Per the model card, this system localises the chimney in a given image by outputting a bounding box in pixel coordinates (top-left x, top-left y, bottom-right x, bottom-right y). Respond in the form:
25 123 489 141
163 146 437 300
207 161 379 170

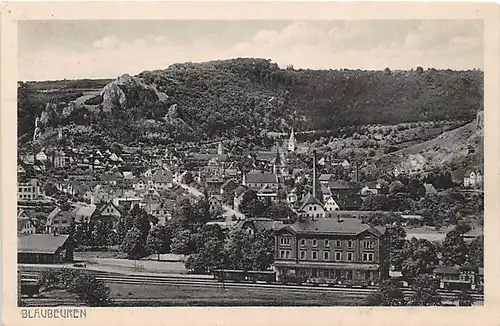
312 150 317 198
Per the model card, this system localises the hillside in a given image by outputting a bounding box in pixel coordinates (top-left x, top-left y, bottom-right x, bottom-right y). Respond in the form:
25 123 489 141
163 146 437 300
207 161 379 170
369 114 484 181
18 58 483 147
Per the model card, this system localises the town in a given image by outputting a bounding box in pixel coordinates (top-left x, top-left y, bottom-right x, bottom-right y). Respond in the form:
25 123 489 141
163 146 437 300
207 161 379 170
18 117 484 307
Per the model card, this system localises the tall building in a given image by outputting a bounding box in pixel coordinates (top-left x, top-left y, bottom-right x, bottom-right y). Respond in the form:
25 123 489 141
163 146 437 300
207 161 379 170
288 128 296 152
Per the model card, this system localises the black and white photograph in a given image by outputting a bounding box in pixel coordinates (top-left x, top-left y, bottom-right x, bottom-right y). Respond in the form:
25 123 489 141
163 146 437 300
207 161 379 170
11 14 488 309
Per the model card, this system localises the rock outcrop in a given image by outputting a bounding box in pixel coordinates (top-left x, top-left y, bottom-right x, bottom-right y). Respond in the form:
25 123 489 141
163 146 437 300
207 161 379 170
476 110 484 132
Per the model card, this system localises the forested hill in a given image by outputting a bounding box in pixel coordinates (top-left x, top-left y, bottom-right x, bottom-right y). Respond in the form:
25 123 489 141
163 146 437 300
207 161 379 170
18 58 483 146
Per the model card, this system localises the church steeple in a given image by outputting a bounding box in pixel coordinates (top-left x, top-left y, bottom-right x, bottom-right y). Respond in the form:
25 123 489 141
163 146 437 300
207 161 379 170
288 128 296 152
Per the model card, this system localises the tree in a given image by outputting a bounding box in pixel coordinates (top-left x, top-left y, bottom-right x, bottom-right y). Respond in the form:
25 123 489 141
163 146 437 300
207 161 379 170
185 225 226 273
170 229 197 255
409 276 442 306
385 225 407 270
131 205 151 238
68 272 110 307
224 229 255 270
120 227 147 259
400 238 439 279
442 224 470 266
457 289 474 306
251 229 275 270
366 279 406 306
467 235 483 267
146 225 168 261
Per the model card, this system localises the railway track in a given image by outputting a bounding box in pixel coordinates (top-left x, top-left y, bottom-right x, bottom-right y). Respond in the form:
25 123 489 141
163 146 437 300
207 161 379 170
19 269 484 303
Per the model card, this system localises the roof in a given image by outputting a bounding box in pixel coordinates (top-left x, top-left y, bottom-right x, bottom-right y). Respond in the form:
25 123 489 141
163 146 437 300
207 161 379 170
18 234 70 254
17 219 32 232
320 184 332 195
318 174 334 182
328 180 359 190
234 185 247 196
220 178 238 190
433 266 460 275
152 168 173 183
246 172 278 184
298 194 323 211
283 218 382 237
101 173 119 182
237 218 285 232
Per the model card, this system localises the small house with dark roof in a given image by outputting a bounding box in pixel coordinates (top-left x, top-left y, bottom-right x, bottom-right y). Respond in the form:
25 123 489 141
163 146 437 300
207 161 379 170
98 201 122 230
18 218 36 235
318 174 334 186
152 168 173 190
18 234 74 264
220 178 239 196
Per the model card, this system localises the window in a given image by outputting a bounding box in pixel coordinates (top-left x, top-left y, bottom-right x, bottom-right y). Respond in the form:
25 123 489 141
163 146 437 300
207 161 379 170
280 250 291 259
335 240 341 247
312 239 318 247
62 220 68 224
54 220 60 224
324 240 329 247
300 250 306 260
324 251 330 261
312 251 318 260
363 240 375 249
280 237 292 246
335 252 342 261
347 240 353 249
362 253 374 262
347 252 353 261
300 239 306 246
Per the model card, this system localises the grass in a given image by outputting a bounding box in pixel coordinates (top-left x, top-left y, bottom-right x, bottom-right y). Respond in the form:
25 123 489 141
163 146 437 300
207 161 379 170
108 283 367 306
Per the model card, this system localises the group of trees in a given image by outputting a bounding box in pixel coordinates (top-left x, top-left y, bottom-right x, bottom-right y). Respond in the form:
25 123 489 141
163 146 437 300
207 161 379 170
37 269 110 306
18 59 483 149
367 276 474 306
385 223 483 279
238 190 296 222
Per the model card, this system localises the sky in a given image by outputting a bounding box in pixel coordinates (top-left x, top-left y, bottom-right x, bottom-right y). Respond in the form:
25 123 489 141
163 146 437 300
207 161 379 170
18 20 483 81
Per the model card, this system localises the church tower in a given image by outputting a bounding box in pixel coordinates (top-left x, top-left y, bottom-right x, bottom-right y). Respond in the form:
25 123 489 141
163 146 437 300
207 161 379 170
288 128 296 152
217 141 223 155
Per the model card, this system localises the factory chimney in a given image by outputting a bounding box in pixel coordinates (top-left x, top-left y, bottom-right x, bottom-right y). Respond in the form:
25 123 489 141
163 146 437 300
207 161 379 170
312 150 317 198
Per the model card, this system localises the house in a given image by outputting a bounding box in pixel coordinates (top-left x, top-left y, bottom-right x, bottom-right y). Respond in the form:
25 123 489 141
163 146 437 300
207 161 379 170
53 151 69 169
101 173 119 186
360 182 381 196
220 178 239 196
287 188 298 206
98 201 122 230
463 171 483 188
235 218 285 236
328 180 360 196
336 194 363 211
331 159 350 169
273 217 388 284
152 168 173 190
18 234 74 263
297 194 325 219
423 183 438 195
321 184 332 202
233 186 248 211
18 218 36 235
17 179 44 201
45 203 97 234
324 197 340 212
122 170 134 179
256 184 279 203
144 199 170 226
35 151 48 163
318 174 335 186
17 164 26 178
133 178 147 191
205 177 225 194
244 172 279 190
433 265 479 290
208 195 223 217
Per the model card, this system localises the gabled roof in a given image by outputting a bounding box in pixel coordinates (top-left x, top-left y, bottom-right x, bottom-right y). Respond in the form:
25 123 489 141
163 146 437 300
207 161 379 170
18 234 70 254
98 201 121 215
283 218 382 237
17 219 33 232
298 194 323 211
220 178 238 190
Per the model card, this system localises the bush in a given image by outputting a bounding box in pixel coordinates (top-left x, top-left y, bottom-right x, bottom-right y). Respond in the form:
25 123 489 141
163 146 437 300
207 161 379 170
68 273 110 307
